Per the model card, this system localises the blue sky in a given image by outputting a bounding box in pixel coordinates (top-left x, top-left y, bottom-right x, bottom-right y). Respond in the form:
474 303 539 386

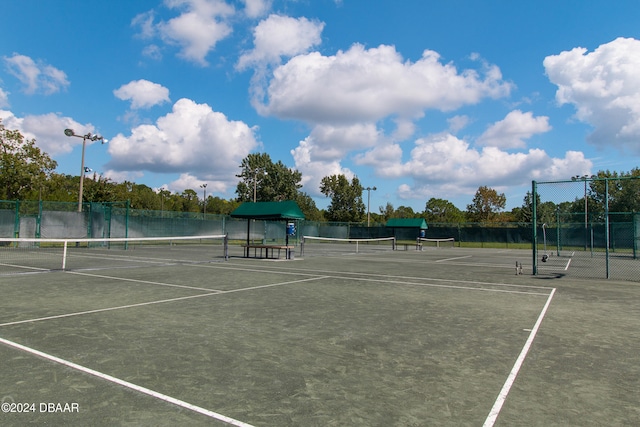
1 0 639 212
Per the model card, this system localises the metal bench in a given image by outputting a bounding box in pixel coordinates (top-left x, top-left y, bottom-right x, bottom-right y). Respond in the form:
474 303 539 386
242 245 295 259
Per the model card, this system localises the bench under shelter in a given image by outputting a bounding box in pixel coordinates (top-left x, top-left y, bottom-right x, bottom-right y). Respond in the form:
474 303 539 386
230 201 305 259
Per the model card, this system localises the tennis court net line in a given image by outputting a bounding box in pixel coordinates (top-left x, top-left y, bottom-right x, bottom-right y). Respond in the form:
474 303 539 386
300 236 396 257
417 237 456 248
0 234 228 273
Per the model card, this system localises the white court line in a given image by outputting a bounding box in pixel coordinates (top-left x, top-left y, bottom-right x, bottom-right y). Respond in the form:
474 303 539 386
0 262 50 272
68 271 222 293
482 287 557 427
344 275 551 296
217 262 552 291
318 255 527 272
565 258 572 271
0 276 328 328
0 336 254 427
0 292 219 327
436 255 472 262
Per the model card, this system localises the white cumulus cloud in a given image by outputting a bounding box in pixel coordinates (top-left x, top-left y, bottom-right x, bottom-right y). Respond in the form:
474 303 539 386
277 45 514 196
237 15 324 69
258 44 513 123
242 0 272 18
106 98 259 192
133 0 236 66
477 110 551 148
395 133 592 199
3 53 69 95
0 110 99 156
544 37 640 152
114 79 170 109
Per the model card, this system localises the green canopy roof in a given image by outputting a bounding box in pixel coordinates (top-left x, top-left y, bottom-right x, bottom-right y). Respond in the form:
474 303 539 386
385 218 428 229
230 201 305 220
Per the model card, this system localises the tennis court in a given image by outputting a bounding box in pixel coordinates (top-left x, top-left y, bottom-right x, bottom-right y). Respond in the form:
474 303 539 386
1 241 639 426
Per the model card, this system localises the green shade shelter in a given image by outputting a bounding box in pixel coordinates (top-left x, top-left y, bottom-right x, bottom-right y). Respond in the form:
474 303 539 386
385 218 428 240
231 201 305 257
230 201 305 220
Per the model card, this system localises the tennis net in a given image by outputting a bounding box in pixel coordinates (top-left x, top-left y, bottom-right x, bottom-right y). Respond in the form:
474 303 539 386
300 236 396 257
417 237 456 248
0 234 228 274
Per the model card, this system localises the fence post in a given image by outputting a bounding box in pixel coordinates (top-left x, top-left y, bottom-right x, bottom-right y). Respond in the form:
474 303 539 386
634 212 638 260
532 181 538 275
556 207 560 255
124 200 130 249
36 199 42 238
13 200 20 237
605 179 610 279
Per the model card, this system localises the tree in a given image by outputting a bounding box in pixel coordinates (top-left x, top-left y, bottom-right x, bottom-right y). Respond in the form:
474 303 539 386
424 198 465 223
320 174 365 222
379 202 395 221
41 173 78 202
589 168 640 218
466 186 506 222
207 196 240 215
394 205 417 218
82 174 117 203
0 121 57 200
294 192 324 221
178 189 200 212
515 191 557 225
236 153 303 202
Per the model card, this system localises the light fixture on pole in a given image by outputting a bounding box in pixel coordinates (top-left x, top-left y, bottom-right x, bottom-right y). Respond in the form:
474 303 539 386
365 186 377 227
64 128 107 212
200 183 207 216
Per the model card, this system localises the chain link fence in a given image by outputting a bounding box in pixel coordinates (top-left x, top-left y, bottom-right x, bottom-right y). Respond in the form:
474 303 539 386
0 200 547 248
532 177 640 281
4 190 640 282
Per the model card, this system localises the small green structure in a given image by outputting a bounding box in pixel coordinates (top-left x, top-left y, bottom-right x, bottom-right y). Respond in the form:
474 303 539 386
385 218 428 240
230 201 305 259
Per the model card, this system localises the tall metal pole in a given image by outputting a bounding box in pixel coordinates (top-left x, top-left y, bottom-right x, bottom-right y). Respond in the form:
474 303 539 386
532 180 538 275
78 135 87 212
64 129 106 213
200 183 207 216
251 168 267 202
605 179 610 279
365 186 376 227
584 178 588 251
253 170 258 203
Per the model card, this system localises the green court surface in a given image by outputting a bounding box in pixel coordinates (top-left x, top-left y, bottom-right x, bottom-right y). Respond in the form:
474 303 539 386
1 245 639 426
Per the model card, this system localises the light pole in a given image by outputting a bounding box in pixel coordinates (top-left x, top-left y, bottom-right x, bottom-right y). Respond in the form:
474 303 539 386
252 168 267 202
365 186 377 227
200 183 207 216
572 175 590 251
64 129 106 212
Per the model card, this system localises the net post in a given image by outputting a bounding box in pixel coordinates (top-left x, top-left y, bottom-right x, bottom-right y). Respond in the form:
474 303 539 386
224 234 229 261
62 240 68 270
